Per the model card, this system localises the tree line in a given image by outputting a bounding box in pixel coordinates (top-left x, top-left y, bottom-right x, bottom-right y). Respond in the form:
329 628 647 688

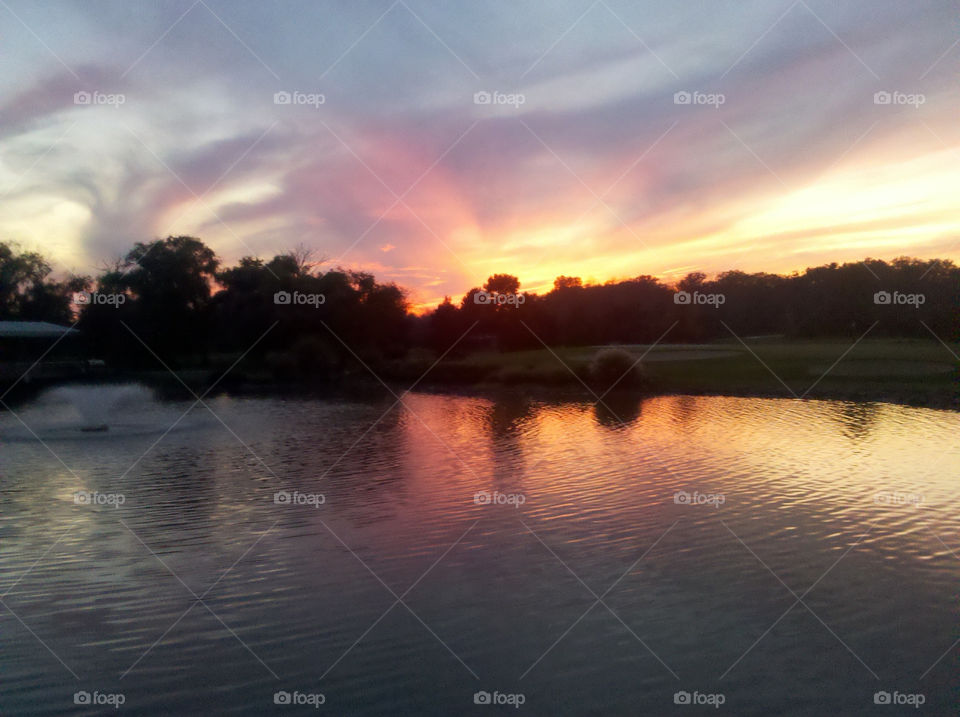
426 259 958 352
1 237 956 372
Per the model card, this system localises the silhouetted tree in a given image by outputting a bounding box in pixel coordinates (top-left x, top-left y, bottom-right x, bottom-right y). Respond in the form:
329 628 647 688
213 252 410 373
82 236 219 366
0 241 81 323
553 276 582 291
426 296 467 353
6 237 958 375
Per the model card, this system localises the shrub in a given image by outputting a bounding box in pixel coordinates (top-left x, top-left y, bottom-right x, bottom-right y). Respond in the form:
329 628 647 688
589 348 644 391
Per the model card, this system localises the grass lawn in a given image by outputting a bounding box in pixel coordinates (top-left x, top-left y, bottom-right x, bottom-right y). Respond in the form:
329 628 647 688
433 338 959 408
126 338 958 411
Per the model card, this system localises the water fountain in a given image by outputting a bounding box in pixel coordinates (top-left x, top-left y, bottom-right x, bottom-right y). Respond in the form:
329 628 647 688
0 382 218 443
0 381 226 454
48 384 155 433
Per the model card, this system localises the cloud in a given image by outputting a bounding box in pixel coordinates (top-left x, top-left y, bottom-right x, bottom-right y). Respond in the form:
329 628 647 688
0 0 957 299
0 65 127 140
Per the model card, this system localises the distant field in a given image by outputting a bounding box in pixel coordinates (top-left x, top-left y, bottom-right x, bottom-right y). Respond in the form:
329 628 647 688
108 338 959 411
432 338 959 408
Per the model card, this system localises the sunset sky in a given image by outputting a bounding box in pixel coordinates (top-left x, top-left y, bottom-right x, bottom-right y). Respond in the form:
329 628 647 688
1 0 957 310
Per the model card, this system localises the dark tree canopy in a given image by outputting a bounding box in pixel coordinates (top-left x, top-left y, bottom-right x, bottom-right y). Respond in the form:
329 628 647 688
81 236 221 365
2 236 956 375
421 257 959 351
553 276 583 291
484 274 520 295
0 241 82 323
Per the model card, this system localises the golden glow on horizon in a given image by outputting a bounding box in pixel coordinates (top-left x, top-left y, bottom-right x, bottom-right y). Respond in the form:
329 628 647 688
0 196 90 269
6 138 958 313
728 148 960 243
433 146 960 309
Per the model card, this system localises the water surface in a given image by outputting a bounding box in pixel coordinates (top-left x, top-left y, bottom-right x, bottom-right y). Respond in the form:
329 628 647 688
1 389 958 715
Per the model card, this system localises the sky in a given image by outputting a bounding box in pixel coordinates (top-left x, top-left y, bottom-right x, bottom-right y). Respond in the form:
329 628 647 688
1 0 957 310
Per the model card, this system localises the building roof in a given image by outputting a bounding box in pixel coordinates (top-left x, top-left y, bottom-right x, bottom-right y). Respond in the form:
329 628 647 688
0 321 79 338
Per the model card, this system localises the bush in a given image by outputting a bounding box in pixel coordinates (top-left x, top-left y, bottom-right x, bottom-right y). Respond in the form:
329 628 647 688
589 348 644 391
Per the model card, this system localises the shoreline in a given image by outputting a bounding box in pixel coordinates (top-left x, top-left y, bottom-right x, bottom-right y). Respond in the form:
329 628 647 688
3 338 956 412
3 370 955 412
399 381 960 412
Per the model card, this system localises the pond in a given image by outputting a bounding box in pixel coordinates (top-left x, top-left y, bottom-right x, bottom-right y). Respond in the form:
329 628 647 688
1 387 957 715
